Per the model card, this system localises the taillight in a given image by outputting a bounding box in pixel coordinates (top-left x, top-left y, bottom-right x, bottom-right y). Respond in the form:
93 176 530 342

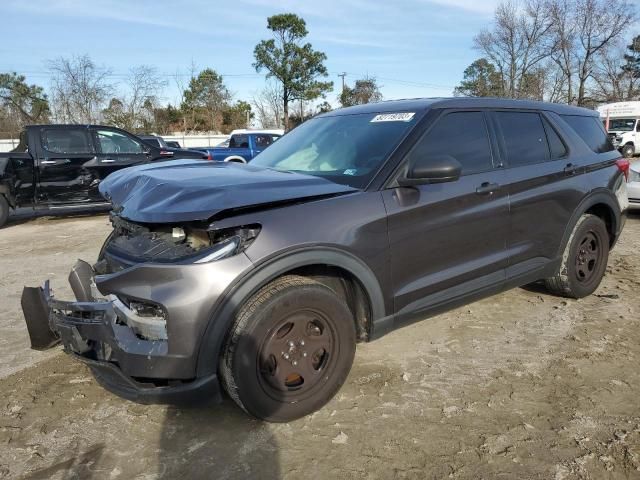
616 158 630 182
207 153 213 161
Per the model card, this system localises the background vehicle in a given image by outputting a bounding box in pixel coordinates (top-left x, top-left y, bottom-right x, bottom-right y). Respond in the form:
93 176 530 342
22 99 628 422
628 162 640 210
598 101 640 158
0 124 208 228
194 130 282 163
165 140 181 148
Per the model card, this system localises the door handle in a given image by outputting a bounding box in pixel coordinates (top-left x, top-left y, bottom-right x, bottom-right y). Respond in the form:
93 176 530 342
101 159 115 163
475 182 500 195
564 163 578 175
40 159 70 165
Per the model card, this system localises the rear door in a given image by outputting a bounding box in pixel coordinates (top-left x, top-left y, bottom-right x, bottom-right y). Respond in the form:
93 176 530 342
382 110 509 321
491 110 585 278
91 128 152 180
36 127 97 204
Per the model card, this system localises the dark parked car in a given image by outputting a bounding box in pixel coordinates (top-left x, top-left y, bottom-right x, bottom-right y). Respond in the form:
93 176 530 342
22 99 629 422
165 140 181 148
0 125 209 227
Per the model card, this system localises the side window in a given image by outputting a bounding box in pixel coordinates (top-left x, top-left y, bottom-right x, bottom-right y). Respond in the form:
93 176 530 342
254 134 273 148
542 117 567 159
495 112 549 167
229 135 249 148
407 111 493 176
96 129 144 154
42 129 92 154
560 115 615 154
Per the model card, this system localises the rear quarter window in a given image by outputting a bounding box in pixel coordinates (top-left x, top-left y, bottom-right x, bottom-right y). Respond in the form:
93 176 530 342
42 129 93 154
560 115 615 154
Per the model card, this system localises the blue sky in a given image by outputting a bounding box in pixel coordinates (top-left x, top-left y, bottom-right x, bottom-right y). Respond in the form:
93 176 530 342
1 0 503 106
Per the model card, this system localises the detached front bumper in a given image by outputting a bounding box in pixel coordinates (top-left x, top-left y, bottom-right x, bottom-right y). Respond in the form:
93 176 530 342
21 254 252 404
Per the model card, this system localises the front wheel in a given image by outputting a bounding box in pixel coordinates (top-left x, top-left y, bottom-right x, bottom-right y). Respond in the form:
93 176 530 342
220 275 356 422
622 144 635 159
544 214 609 298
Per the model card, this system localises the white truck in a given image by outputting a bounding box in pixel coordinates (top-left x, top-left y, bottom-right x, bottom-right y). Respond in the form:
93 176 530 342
597 101 640 158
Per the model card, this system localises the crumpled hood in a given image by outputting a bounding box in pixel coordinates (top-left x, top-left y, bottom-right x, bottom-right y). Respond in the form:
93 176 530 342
99 160 357 223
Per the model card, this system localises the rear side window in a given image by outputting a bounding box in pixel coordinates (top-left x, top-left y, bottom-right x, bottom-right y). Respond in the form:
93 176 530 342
495 112 549 167
542 117 567 159
561 115 615 153
409 111 493 175
42 129 92 154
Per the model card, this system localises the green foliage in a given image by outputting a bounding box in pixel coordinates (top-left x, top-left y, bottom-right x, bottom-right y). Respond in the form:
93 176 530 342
253 13 333 129
222 100 254 133
622 35 640 79
339 77 383 107
0 72 49 124
181 68 231 131
454 59 504 97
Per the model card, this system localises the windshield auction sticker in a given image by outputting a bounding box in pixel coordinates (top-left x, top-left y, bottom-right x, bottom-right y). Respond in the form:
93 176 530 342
370 113 415 123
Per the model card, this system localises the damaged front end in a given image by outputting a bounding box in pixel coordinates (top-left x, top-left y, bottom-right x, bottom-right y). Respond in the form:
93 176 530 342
21 214 256 404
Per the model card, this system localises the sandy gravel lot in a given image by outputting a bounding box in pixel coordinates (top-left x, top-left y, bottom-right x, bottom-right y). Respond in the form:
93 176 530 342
0 210 639 479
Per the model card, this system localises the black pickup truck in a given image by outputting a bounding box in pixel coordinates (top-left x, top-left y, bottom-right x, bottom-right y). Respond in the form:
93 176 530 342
0 125 208 227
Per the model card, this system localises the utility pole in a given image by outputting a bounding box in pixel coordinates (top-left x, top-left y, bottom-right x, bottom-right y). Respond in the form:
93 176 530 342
338 72 347 92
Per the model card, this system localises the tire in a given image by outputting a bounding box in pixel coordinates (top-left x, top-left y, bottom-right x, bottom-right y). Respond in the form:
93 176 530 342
622 144 635 159
544 214 609 298
220 275 356 422
0 195 9 228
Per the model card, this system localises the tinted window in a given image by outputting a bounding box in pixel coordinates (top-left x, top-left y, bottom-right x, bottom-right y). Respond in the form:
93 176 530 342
229 135 249 148
496 112 549 167
542 117 567 159
408 111 493 175
254 134 274 148
42 129 92 154
96 129 144 154
142 138 162 147
561 115 615 153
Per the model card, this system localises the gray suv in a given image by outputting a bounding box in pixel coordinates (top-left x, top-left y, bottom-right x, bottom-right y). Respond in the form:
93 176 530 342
22 98 629 422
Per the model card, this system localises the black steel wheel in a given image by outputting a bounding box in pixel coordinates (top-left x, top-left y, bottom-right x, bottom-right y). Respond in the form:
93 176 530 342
220 275 356 422
545 214 609 298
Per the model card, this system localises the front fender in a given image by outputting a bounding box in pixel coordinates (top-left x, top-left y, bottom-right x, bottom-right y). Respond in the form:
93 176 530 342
194 247 386 378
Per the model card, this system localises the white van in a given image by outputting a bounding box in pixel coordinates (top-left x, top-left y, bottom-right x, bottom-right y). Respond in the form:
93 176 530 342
597 101 640 158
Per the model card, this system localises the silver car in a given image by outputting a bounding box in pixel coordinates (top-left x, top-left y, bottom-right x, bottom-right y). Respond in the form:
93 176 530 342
628 162 640 210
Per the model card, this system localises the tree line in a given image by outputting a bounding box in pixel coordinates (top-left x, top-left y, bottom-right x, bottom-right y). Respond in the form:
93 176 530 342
0 13 384 139
455 0 639 106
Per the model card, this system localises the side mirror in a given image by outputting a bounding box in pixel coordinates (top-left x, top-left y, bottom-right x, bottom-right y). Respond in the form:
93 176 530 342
398 154 462 186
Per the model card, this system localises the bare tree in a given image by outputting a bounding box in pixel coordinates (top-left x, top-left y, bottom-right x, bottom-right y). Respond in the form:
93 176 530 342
573 0 635 105
252 80 283 129
103 66 166 132
591 42 640 102
474 0 554 98
48 54 113 123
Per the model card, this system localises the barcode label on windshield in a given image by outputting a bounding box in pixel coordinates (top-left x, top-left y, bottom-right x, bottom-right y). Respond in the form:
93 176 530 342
371 113 415 123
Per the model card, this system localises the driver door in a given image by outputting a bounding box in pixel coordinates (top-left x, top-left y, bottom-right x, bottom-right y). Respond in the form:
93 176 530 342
381 110 509 324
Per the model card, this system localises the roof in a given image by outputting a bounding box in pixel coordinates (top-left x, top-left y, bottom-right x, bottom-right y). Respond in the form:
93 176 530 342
321 97 597 117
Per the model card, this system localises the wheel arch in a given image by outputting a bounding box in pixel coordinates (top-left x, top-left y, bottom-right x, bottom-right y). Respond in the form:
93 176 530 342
223 156 247 163
195 247 386 378
558 190 622 257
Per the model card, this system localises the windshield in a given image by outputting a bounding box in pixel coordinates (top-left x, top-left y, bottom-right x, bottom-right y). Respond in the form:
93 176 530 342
608 118 636 131
251 112 419 188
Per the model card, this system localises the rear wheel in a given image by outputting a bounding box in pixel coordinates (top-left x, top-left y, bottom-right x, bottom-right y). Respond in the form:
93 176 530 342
622 144 635 159
0 195 9 228
544 214 609 298
220 275 356 422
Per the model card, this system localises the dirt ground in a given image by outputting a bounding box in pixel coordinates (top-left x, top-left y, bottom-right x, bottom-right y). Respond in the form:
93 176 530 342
0 209 639 480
